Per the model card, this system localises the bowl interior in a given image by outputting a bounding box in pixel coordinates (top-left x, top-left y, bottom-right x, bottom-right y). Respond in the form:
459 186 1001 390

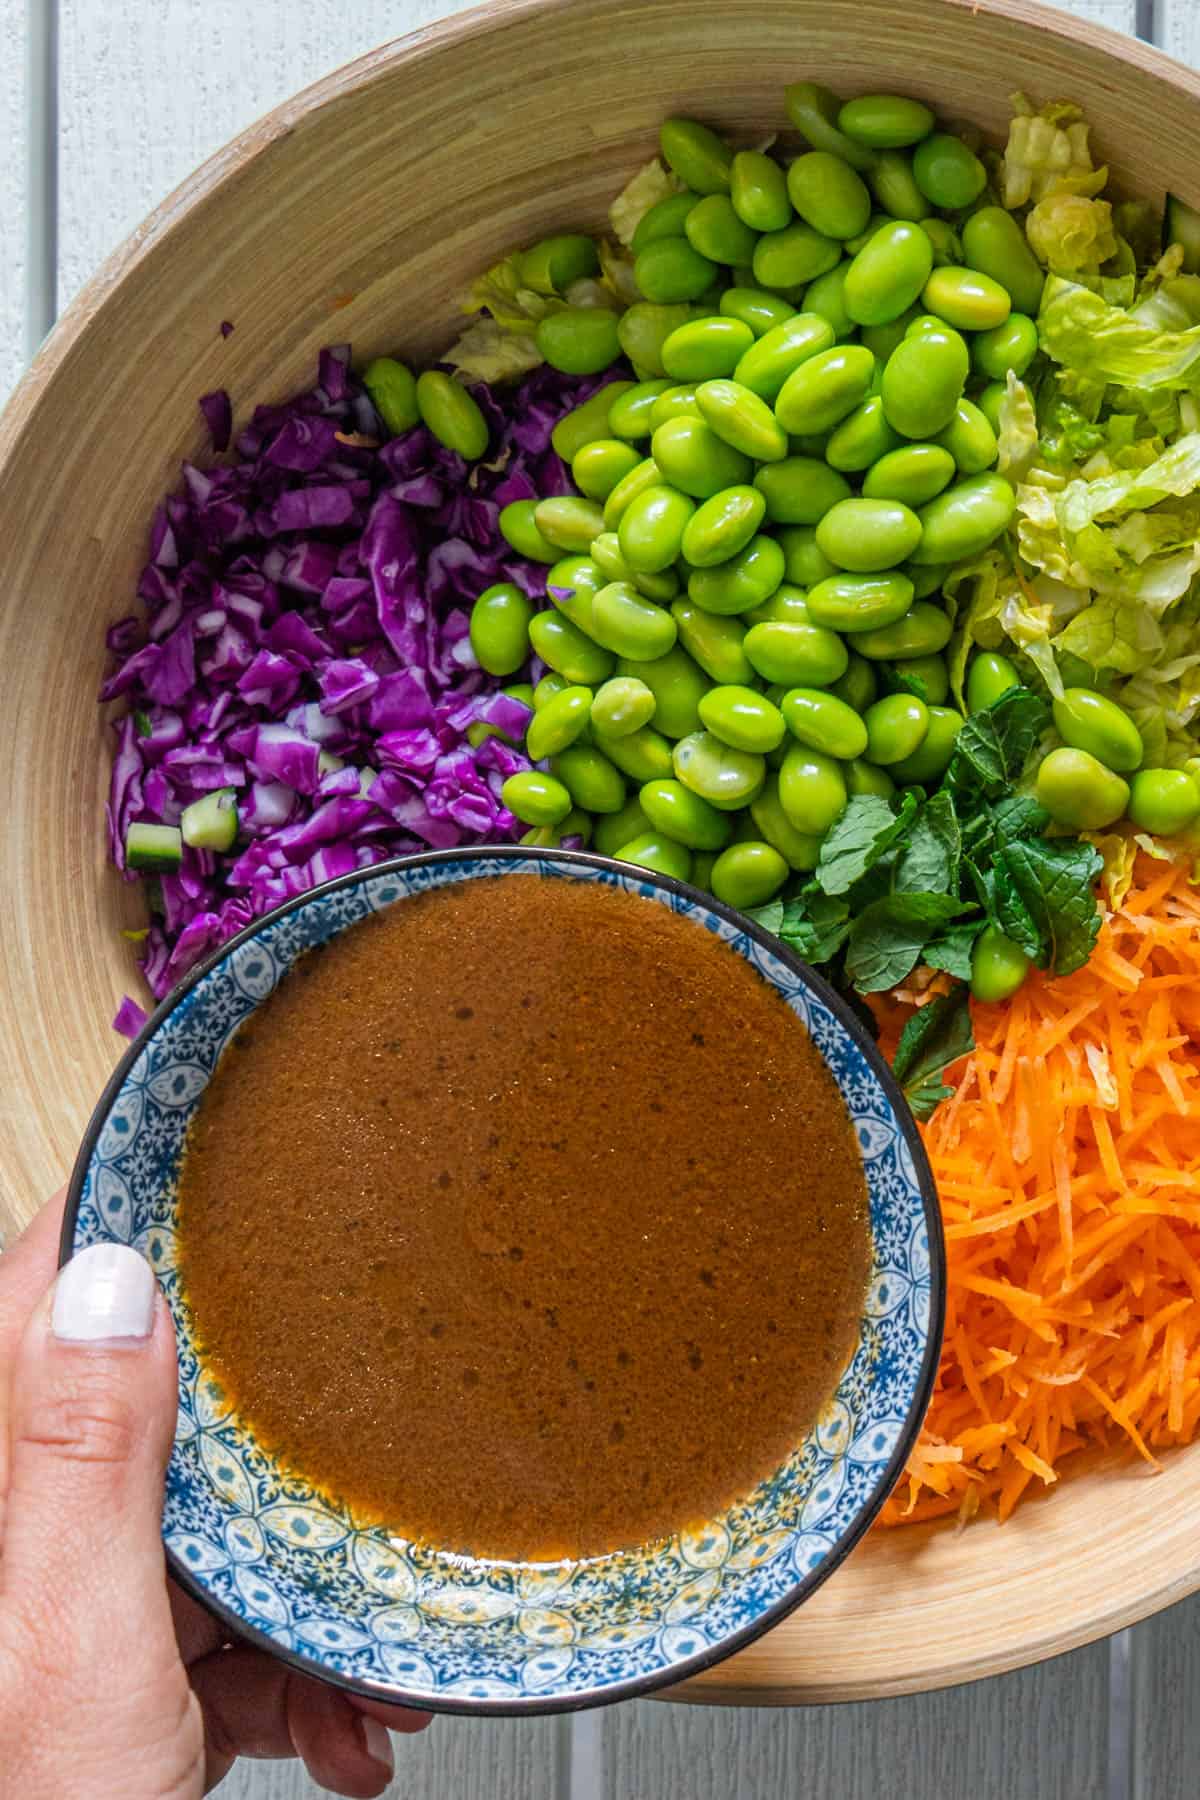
67 849 937 1712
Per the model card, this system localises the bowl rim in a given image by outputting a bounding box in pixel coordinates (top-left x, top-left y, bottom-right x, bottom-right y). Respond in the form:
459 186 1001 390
62 844 946 1716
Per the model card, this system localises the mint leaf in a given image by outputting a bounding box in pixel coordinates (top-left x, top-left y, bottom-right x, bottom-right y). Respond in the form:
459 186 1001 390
947 685 1049 802
779 890 852 965
892 987 975 1120
844 893 968 992
991 794 1051 846
992 837 1103 974
815 792 919 897
894 790 961 894
924 919 984 981
745 898 784 934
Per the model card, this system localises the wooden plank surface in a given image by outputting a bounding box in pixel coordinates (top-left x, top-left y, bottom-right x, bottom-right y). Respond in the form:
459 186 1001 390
218 1717 564 1800
1157 0 1200 70
1130 1596 1200 1799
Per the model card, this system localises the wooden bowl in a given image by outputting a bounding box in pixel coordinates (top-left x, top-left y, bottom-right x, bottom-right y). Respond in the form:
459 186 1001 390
3 0 1199 1704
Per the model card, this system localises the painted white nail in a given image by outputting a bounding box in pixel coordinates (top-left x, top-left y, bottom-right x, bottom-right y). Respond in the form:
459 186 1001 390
51 1243 156 1343
362 1716 395 1776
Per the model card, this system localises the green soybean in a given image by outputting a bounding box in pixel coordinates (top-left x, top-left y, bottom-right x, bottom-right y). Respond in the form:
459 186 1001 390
603 457 663 528
685 194 760 266
783 82 876 172
777 744 848 834
912 133 987 209
787 151 873 240
469 582 534 676
363 357 419 436
631 191 701 252
660 117 733 195
526 685 593 760
614 831 693 880
742 584 814 626
591 676 656 738
865 692 930 764
720 286 797 336
844 221 934 326
778 524 839 585
572 438 643 501
825 396 903 472
977 382 1007 435
894 652 950 705
501 769 572 826
853 601 952 660
595 724 675 783
845 759 895 799
733 314 836 401
973 313 1039 381
499 498 558 562
673 730 766 809
752 221 842 290
744 620 848 687
921 217 961 265
639 776 733 849
1052 687 1144 774
881 326 969 438
816 497 923 572
671 600 756 685
806 570 914 632
863 443 956 506
754 456 850 525
937 398 999 475
618 486 695 574
971 925 1030 1003
534 496 607 552
750 776 823 869
961 206 1045 318
688 534 786 615
1128 768 1200 835
590 582 678 661
860 307 920 360
608 379 673 440
868 151 932 222
698 684 786 752
803 263 856 339
1036 747 1130 831
922 265 1012 331
544 553 603 634
781 686 869 759
694 379 788 462
591 531 679 601
533 671 570 709
634 236 719 304
617 646 710 738
519 233 599 294
711 840 789 908
681 484 766 567
552 380 637 461
906 562 951 599
650 384 703 429
832 653 877 712
911 473 1016 564
618 303 695 377
662 316 755 381
550 743 627 813
415 370 489 459
839 93 935 149
966 651 1020 712
528 609 616 685
729 150 793 232
775 344 876 434
651 416 753 498
535 306 622 376
593 796 653 855
889 705 964 781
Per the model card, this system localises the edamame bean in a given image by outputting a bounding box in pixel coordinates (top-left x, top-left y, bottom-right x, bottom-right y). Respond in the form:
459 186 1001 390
844 214 887 254
970 926 1030 1003
681 484 766 566
614 831 693 880
843 220 934 326
838 93 935 149
529 609 616 685
593 796 652 855
922 266 1012 331
977 382 1006 435
501 769 572 826
711 841 789 908
553 381 637 462
973 313 1039 381
618 646 710 738
469 582 534 676
966 650 1020 712
415 370 490 459
749 776 823 869
639 776 733 849
1052 688 1143 773
590 581 678 660
775 345 876 434
652 416 753 498
753 222 842 290
733 314 837 401
519 234 599 294
673 730 766 809
889 704 963 781
608 379 673 440
591 531 678 601
742 584 813 626
591 676 656 737
572 438 644 500
698 684 786 752
778 744 848 833
519 806 593 849
670 600 756 684
499 498 558 562
526 685 593 759
662 316 755 380
860 307 920 360
905 562 950 599
912 133 987 209
937 398 999 474
921 218 960 265
650 384 702 429
535 496 607 552
894 653 949 705
868 150 933 224
787 151 873 241
1036 747 1130 831
618 303 695 377
1128 768 1200 835
754 457 850 525
618 486 695 573
961 206 1045 318
911 473 1016 564
852 601 952 659
863 443 956 506
744 620 849 686
536 306 622 375
685 194 760 266
603 457 663 528
803 263 855 339
806 570 914 632
881 326 969 438
781 686 869 759
832 653 877 712
635 237 719 303
660 117 733 194
816 497 923 571
825 396 903 472
778 524 839 585
783 82 876 172
694 379 788 462
729 150 793 232
631 191 701 252
533 671 570 709
363 357 419 435
846 758 896 798
688 534 786 615
865 693 929 764
720 286 797 335
550 743 627 813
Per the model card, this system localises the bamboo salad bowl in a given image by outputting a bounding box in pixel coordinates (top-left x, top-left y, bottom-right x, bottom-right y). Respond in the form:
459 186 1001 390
3 0 1200 1704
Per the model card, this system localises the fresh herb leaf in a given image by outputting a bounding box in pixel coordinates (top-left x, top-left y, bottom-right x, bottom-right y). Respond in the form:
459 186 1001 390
745 898 784 934
992 836 1104 974
892 987 976 1120
815 792 920 897
844 893 968 992
924 919 984 981
779 890 852 964
946 685 1049 802
893 790 961 894
991 794 1052 846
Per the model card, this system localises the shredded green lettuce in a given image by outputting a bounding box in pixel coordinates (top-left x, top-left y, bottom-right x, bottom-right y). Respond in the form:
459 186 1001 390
608 157 681 247
1000 94 1107 208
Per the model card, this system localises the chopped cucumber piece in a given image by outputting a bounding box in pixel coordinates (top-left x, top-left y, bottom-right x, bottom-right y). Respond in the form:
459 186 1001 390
126 822 183 871
180 789 238 852
1167 193 1200 274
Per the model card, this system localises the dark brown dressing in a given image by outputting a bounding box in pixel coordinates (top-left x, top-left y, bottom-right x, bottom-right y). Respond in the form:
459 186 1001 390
177 875 871 1561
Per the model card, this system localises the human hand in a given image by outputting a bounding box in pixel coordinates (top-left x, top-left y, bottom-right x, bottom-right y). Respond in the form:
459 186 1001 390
0 1194 432 1797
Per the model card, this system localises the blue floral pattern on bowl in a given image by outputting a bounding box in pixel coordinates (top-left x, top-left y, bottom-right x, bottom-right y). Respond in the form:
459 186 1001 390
66 848 943 1715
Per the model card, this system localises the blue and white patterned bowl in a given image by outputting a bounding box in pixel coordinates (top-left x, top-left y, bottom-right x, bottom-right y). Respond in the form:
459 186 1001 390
65 847 944 1715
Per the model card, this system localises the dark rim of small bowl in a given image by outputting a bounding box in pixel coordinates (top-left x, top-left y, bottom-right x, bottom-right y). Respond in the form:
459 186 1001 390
64 844 946 1718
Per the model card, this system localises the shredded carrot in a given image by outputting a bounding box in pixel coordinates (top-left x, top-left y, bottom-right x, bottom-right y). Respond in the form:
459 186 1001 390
878 850 1200 1526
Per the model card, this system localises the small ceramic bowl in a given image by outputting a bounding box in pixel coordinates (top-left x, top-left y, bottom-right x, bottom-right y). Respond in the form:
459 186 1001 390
64 846 943 1715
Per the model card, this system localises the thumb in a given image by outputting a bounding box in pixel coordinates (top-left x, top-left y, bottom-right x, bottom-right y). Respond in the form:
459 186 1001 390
2 1243 180 1672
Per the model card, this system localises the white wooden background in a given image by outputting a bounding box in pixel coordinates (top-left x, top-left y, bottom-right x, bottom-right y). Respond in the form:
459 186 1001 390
4 0 1200 1793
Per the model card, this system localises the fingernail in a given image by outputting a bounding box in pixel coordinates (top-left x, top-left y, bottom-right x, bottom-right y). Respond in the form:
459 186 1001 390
52 1243 156 1343
362 1716 395 1776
